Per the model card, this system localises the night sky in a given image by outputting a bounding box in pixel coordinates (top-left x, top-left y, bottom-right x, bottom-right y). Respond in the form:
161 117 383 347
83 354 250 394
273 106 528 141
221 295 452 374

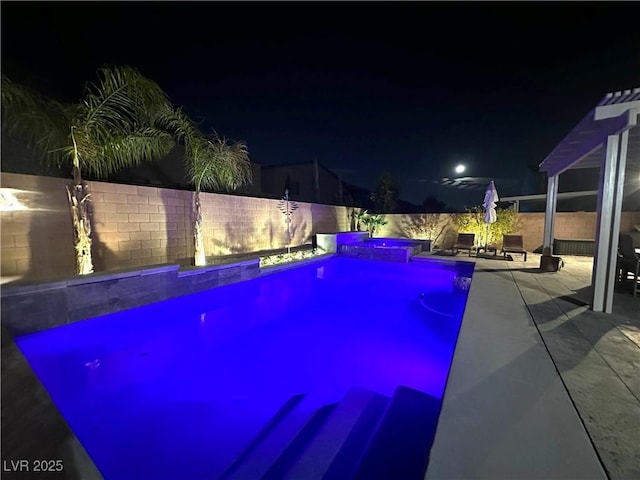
2 1 639 208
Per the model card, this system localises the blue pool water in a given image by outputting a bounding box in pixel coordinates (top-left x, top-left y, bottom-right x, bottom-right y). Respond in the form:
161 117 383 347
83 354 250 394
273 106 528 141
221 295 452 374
16 256 473 479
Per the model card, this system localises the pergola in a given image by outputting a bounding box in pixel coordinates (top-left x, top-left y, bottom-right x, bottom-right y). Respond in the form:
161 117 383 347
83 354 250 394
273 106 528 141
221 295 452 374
539 87 639 313
500 190 598 212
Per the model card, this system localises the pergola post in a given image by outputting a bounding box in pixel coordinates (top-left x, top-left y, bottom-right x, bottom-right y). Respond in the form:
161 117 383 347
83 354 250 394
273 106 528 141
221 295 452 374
592 133 627 312
542 175 558 255
605 129 629 312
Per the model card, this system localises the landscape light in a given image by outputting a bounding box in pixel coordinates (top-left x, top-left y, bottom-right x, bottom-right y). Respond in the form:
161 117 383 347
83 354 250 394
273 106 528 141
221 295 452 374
0 188 29 211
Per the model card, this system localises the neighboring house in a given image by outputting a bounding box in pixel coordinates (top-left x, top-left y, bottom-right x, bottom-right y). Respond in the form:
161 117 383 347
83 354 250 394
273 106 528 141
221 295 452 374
261 160 345 204
341 180 374 209
260 160 422 212
1 133 423 211
341 180 422 213
113 146 263 197
0 134 63 177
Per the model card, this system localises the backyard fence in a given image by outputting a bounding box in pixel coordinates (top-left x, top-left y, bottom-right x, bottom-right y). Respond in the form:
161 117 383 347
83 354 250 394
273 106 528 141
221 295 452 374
2 172 639 283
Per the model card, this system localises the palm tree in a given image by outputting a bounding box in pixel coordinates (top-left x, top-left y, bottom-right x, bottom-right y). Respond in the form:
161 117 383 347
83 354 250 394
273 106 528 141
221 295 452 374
159 110 253 266
361 212 387 237
174 114 252 266
353 208 368 232
1 66 176 274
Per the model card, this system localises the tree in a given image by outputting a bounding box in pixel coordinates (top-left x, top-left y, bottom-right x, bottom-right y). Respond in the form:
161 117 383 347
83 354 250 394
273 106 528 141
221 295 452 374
421 195 447 212
2 66 176 274
175 112 252 266
370 172 400 213
400 213 449 245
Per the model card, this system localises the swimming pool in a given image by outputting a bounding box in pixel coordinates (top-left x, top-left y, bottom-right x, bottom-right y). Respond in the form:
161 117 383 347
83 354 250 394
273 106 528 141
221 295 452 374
16 256 474 479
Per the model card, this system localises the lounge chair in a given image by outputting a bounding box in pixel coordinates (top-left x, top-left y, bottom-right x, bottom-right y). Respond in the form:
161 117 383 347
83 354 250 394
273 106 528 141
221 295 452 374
618 234 640 297
453 233 475 257
501 234 527 261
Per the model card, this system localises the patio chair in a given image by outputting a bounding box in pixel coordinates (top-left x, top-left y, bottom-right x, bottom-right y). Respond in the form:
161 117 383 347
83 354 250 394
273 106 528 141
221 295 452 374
618 234 640 297
501 234 527 261
453 233 475 257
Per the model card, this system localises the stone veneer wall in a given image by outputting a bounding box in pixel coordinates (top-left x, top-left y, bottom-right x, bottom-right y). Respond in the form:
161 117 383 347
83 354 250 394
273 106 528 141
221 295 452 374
376 211 640 253
1 260 264 336
1 173 349 282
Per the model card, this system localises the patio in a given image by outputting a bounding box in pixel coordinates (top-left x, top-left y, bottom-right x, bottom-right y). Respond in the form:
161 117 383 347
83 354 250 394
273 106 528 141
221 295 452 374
425 252 639 480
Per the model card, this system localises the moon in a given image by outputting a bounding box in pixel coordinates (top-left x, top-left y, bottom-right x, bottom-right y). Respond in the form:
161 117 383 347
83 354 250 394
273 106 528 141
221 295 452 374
455 164 466 174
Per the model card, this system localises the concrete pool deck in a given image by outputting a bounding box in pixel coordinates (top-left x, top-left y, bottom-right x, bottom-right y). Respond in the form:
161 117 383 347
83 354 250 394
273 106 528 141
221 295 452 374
423 252 639 480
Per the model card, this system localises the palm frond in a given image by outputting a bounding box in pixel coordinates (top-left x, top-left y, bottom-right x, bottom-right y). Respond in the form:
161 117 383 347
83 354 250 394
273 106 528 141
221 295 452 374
185 132 252 193
77 65 173 151
1 74 72 164
154 106 200 145
78 127 176 178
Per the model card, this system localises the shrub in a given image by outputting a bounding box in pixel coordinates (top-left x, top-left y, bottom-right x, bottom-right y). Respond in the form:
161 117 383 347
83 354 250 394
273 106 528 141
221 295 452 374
453 206 520 246
400 213 449 245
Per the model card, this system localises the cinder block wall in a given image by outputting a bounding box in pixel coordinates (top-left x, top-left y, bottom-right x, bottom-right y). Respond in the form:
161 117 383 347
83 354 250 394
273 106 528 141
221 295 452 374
376 213 458 247
2 172 638 282
377 211 640 253
508 212 640 252
1 174 76 281
200 195 348 256
88 181 194 270
1 173 348 282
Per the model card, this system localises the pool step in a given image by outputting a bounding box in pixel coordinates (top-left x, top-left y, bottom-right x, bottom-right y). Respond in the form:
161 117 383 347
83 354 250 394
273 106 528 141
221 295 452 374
219 393 317 480
278 386 389 480
220 385 441 480
352 386 442 480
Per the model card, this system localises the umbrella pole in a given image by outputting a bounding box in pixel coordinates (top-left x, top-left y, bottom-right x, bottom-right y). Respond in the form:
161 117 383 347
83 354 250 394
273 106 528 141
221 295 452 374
485 223 489 249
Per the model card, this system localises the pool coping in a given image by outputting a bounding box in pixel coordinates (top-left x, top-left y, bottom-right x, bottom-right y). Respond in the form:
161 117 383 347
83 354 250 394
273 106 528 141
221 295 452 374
424 255 608 479
259 253 335 275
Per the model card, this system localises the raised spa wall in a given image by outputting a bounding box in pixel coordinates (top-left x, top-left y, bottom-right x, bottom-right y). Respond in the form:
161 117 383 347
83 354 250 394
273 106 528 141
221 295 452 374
317 232 431 262
316 231 370 253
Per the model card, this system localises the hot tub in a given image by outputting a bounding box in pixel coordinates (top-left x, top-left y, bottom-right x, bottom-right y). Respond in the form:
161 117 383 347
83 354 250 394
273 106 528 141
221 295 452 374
339 238 425 262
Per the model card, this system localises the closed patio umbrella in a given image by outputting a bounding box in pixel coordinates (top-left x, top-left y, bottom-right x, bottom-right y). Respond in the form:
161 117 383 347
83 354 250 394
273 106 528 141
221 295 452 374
483 181 499 248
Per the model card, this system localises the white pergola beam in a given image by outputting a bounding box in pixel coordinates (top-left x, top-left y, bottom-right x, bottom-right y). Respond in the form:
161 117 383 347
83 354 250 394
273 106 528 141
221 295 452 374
501 190 598 202
595 99 640 120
